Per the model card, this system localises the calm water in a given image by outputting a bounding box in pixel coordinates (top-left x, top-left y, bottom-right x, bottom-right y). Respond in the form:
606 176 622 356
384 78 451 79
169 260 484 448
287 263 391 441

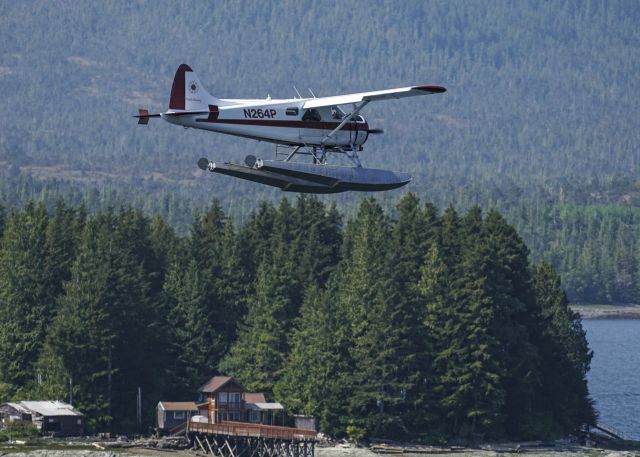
583 319 640 440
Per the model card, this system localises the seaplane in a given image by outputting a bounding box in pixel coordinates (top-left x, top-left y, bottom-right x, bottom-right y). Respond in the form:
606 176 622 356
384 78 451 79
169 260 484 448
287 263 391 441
135 64 446 193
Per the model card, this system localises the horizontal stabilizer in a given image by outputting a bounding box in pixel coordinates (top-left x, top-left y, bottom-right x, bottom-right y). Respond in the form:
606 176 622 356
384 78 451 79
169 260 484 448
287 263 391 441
134 109 161 125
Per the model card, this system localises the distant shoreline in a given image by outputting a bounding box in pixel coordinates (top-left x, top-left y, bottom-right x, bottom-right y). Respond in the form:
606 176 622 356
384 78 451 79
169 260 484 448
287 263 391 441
571 304 640 320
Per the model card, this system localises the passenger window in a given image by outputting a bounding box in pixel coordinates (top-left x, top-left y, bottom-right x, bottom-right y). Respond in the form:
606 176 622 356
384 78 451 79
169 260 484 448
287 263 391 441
302 109 321 121
286 107 299 116
330 105 345 119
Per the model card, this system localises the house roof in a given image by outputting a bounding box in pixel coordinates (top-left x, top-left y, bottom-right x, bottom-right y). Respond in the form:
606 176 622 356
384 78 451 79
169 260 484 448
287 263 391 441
9 401 83 417
246 402 284 411
158 401 198 411
5 402 31 414
198 375 245 393
245 392 266 403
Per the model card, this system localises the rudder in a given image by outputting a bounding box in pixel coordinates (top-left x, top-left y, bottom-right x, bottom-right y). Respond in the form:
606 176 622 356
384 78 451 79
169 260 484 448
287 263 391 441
169 64 214 111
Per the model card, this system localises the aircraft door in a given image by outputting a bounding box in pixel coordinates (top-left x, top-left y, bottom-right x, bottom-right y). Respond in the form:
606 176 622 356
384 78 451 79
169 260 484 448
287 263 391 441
300 108 324 143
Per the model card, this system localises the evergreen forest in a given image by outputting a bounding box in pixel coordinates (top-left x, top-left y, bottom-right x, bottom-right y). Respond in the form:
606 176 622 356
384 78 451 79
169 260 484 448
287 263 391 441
0 195 595 441
1 1 639 305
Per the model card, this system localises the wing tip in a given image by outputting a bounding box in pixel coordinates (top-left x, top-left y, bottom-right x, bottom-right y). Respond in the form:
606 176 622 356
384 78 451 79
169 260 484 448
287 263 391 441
414 85 447 94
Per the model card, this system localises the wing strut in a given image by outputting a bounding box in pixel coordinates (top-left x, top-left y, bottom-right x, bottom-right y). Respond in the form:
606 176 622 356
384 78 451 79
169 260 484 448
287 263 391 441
321 100 370 145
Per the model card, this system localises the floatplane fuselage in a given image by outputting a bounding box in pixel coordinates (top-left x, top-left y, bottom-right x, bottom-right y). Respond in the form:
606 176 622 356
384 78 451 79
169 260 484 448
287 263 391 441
136 64 446 193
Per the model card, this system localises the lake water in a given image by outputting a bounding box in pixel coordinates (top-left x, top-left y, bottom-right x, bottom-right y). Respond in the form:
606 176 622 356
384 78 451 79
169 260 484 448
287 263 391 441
583 319 640 440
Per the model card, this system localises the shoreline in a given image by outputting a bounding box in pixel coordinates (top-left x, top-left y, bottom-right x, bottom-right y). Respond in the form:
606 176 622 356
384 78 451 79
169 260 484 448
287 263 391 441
3 445 638 457
570 304 640 320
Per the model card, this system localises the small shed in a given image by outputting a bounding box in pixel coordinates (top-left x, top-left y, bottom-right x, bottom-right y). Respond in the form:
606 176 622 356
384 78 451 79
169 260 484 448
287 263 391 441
157 401 197 434
294 415 317 431
0 401 83 436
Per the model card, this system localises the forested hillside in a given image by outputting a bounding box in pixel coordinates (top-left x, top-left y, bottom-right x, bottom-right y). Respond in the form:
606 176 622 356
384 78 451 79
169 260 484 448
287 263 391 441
0 196 594 440
0 0 639 303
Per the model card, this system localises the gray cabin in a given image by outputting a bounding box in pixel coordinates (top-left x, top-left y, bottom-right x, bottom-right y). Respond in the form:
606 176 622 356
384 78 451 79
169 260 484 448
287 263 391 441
0 401 83 436
156 401 198 434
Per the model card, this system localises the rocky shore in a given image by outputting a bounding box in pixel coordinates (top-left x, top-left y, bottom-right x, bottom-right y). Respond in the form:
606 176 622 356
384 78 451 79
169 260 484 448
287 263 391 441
571 305 640 319
1 442 639 457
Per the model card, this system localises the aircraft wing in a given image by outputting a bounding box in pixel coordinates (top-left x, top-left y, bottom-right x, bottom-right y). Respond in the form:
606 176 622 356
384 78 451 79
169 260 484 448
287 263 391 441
302 85 446 109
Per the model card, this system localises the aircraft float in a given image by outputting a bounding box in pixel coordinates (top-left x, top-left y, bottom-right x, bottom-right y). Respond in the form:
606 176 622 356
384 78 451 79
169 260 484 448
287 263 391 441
136 64 446 193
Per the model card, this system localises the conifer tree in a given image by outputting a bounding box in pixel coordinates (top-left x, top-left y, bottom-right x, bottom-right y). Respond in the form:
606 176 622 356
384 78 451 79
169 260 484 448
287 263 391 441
335 198 417 437
235 201 278 283
482 209 540 437
446 208 506 438
45 200 86 301
275 285 352 436
148 214 177 292
220 245 298 397
388 194 437 434
164 253 224 396
292 196 342 287
533 261 596 434
40 209 158 431
164 201 240 395
418 240 451 432
0 202 52 398
0 204 5 237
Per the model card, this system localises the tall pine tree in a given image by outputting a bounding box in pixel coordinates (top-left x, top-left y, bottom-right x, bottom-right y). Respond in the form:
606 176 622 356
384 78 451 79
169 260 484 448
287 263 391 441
0 202 52 398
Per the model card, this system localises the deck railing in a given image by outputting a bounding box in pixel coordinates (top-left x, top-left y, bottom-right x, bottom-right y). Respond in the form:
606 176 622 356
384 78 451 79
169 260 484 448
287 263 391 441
188 420 317 440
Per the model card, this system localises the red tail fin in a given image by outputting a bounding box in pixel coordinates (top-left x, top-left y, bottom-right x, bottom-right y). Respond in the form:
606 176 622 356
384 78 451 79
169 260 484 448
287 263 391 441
169 64 193 110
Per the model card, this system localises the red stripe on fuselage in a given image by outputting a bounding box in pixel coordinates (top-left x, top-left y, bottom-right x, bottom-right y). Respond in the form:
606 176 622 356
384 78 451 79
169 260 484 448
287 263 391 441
196 117 369 131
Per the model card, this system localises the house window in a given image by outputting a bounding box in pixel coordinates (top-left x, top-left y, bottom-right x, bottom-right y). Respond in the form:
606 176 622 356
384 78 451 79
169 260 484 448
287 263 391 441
219 392 228 404
77 419 82 425
229 392 240 405
232 412 240 421
286 107 299 116
173 411 185 420
249 411 260 423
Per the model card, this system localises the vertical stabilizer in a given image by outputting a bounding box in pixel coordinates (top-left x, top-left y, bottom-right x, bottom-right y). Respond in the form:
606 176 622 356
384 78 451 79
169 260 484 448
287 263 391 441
169 64 214 111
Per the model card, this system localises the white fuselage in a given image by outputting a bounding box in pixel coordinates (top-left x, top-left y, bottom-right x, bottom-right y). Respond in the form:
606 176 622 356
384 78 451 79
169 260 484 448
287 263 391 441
162 98 370 148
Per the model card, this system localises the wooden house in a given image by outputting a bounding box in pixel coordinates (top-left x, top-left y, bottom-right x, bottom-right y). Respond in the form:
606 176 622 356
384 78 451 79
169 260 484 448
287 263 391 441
197 376 245 423
195 375 284 425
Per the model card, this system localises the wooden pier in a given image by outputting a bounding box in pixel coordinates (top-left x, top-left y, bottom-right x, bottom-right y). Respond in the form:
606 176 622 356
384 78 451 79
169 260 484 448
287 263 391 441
188 421 317 457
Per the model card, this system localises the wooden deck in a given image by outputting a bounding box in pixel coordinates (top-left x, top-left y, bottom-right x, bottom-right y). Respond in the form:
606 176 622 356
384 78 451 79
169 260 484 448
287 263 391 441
188 421 317 441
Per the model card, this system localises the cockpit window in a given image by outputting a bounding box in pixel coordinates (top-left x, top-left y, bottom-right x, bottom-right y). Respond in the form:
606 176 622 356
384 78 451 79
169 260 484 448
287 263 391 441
302 109 321 122
286 107 299 116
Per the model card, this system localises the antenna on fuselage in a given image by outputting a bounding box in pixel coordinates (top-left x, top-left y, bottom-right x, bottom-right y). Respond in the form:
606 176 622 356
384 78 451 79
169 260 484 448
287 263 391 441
293 86 302 99
308 88 317 98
